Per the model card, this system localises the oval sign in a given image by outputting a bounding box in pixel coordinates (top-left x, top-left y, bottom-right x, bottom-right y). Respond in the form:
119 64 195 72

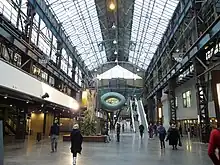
101 92 126 111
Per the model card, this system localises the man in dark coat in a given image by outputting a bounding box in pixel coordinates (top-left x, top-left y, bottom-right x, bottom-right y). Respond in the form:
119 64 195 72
158 123 166 149
116 123 121 142
139 124 144 138
166 124 180 150
49 122 60 152
71 124 83 165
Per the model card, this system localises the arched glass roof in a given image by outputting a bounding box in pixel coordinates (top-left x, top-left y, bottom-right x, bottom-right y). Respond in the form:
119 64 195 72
47 0 107 70
129 0 179 69
47 0 179 70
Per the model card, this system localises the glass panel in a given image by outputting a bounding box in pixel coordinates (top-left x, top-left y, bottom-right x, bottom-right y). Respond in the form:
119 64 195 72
129 0 179 69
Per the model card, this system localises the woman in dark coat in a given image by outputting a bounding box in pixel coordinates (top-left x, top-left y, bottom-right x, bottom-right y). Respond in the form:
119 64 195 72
166 124 180 150
71 124 83 165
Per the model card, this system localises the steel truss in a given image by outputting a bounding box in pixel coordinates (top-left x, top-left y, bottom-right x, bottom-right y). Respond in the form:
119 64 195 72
168 79 177 124
194 55 210 143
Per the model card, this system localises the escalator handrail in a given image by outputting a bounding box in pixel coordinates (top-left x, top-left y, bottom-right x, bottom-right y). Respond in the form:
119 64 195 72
139 99 148 130
129 99 136 132
135 98 142 125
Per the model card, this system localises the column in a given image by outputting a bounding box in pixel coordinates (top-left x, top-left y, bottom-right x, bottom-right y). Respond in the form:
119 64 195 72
15 107 26 140
56 40 63 69
168 78 177 124
24 2 36 43
156 90 163 124
194 55 210 143
147 97 155 123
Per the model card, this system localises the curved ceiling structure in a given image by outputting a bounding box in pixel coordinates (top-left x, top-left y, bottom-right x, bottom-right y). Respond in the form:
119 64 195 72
47 0 179 71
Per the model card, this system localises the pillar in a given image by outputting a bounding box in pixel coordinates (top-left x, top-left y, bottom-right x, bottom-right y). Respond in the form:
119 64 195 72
156 90 163 124
194 54 210 143
24 2 36 43
56 40 63 69
147 97 155 123
15 107 26 140
168 78 177 124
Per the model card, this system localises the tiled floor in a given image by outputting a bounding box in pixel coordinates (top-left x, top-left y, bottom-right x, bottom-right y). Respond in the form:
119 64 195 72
4 134 212 165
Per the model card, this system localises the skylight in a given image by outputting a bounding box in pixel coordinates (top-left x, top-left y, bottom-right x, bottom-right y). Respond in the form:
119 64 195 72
129 0 179 69
48 0 107 70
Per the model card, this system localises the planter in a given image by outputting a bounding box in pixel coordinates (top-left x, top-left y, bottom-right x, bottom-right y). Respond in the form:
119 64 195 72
63 135 106 142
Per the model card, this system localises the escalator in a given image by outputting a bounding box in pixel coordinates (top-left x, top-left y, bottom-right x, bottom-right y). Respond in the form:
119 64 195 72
129 99 136 132
136 99 148 131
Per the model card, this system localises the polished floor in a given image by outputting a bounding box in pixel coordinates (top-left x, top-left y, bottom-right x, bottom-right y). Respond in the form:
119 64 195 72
4 134 212 165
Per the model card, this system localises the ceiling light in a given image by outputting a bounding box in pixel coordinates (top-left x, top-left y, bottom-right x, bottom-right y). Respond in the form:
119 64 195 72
114 51 118 55
4 95 7 99
41 104 44 107
176 49 180 52
109 2 116 10
115 59 118 62
113 40 117 44
26 100 29 104
53 107 55 110
10 105 12 107
137 68 140 72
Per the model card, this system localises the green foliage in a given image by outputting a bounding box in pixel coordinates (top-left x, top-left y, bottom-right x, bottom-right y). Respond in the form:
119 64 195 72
81 108 97 136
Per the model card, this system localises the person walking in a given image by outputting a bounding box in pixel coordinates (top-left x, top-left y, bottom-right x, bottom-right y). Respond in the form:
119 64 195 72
71 124 83 165
139 124 144 139
158 123 166 149
208 128 220 165
166 124 180 150
116 123 121 142
179 124 183 137
153 123 158 136
148 123 153 139
49 121 60 152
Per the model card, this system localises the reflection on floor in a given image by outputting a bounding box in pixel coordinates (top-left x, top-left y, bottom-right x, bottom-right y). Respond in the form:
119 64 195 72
4 134 212 165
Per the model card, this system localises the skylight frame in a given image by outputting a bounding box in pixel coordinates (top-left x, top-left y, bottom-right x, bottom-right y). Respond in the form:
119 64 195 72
129 0 179 69
48 0 107 70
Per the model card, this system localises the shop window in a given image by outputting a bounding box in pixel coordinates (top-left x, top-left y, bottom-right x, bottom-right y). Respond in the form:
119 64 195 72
182 91 191 108
41 71 48 82
33 65 41 76
49 76 55 86
14 53 21 66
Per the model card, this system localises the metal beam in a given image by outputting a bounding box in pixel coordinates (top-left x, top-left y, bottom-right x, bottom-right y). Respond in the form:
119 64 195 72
168 79 177 123
145 0 192 79
146 16 220 100
28 0 88 77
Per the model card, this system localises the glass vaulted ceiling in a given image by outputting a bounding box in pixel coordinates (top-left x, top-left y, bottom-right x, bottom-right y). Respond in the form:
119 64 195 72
129 0 179 69
47 0 106 70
